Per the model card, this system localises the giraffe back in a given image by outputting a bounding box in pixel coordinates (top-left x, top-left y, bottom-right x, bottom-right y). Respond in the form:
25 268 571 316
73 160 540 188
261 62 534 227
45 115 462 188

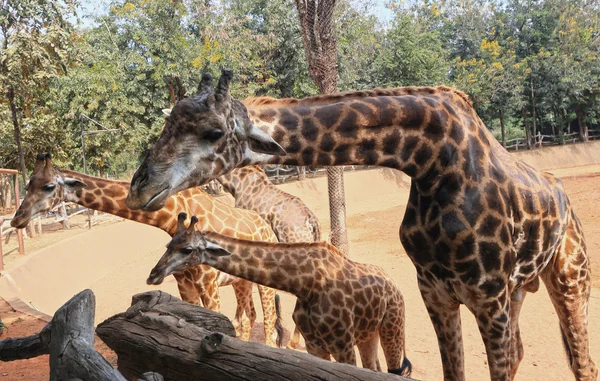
217 166 321 243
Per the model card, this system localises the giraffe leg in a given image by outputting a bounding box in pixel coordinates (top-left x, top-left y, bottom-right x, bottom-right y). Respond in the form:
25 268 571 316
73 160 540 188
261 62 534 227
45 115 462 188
305 340 332 361
420 282 465 381
541 216 597 380
257 285 281 347
231 281 255 341
509 288 527 380
287 325 302 349
330 340 357 366
468 286 511 381
197 279 221 312
379 297 411 376
357 335 381 371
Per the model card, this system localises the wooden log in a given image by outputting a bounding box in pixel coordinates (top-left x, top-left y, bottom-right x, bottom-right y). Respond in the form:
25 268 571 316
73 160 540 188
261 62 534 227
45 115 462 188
138 372 165 381
124 290 236 336
49 290 126 381
97 291 411 381
0 289 126 381
0 324 50 360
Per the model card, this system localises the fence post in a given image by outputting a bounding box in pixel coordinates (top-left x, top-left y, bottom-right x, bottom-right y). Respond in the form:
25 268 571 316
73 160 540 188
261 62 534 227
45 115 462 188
14 174 24 255
59 203 70 230
0 217 4 271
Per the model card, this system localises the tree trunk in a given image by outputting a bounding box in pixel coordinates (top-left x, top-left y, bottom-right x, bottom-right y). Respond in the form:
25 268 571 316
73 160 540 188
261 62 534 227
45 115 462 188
522 106 532 149
294 0 349 255
327 167 348 253
499 113 506 147
530 77 537 138
96 292 411 381
7 87 28 189
576 105 588 142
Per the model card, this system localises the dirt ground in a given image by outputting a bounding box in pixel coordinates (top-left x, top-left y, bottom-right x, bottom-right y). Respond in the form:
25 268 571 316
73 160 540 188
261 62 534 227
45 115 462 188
1 164 600 380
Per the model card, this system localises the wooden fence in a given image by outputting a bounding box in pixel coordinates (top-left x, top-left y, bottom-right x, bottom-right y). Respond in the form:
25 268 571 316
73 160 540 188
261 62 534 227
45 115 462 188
504 129 600 151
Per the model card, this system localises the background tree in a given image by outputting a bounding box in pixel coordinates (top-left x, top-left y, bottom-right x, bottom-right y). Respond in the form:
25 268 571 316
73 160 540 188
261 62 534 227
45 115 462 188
294 0 350 255
0 0 79 186
1 0 599 183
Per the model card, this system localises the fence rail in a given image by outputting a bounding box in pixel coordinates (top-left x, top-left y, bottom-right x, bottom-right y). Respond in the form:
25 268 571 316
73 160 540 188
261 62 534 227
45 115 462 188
504 130 600 152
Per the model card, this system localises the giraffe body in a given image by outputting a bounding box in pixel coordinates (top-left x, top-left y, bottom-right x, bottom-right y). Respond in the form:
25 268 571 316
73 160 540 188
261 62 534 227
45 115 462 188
217 165 321 243
147 213 411 376
127 71 596 381
12 154 283 347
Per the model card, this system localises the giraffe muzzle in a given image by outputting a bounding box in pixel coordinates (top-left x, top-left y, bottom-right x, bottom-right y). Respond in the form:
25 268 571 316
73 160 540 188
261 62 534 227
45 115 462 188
10 208 31 229
146 268 166 285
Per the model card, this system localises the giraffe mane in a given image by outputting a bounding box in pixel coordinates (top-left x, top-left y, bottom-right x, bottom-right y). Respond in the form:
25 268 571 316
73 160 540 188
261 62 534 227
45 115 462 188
243 85 473 109
203 231 347 258
60 169 131 186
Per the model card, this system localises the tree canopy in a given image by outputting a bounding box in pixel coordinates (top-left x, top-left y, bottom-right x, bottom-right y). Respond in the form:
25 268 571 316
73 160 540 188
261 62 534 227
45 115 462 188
1 0 599 178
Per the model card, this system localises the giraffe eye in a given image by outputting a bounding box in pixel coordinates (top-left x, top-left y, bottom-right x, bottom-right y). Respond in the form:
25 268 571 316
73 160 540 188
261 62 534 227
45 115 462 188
42 184 56 192
180 247 194 255
201 128 224 143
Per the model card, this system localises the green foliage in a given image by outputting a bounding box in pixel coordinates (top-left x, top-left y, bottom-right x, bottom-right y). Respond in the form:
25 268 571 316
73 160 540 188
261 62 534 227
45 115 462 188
1 0 599 177
370 7 449 87
0 0 79 172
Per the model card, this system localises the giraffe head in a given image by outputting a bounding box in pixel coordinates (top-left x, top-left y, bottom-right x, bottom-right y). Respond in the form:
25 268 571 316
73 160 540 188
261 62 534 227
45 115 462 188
147 212 230 285
11 154 85 229
127 69 285 211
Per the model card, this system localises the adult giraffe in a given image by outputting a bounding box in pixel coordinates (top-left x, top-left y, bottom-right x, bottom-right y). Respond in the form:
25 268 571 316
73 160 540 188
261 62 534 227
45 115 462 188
12 154 284 347
126 70 596 381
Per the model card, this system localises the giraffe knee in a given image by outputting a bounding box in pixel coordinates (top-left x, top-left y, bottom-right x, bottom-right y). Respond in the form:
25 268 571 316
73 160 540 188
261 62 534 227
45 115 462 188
389 357 412 377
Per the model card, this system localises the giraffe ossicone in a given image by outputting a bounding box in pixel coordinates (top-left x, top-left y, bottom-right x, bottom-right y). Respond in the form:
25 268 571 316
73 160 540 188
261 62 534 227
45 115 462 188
149 212 411 376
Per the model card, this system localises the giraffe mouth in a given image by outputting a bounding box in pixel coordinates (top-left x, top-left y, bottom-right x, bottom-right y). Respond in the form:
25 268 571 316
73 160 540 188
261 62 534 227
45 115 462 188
142 187 171 211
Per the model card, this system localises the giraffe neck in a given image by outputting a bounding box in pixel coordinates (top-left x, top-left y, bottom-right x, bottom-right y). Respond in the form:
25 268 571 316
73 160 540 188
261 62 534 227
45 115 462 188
202 231 325 297
217 167 271 201
61 169 177 232
244 87 498 187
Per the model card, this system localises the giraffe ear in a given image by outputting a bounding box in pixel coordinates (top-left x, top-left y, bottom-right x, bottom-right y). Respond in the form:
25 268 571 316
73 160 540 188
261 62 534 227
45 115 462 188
205 240 230 257
246 125 286 156
63 178 86 191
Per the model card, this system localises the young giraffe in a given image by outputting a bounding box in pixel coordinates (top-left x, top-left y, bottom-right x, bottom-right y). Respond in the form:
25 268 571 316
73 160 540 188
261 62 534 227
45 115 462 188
217 165 321 348
126 70 597 381
147 212 412 376
11 154 283 347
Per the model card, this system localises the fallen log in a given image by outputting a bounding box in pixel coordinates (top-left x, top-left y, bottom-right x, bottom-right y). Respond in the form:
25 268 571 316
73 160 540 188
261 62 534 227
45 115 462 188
0 324 50 361
97 291 412 381
0 289 126 381
124 290 236 336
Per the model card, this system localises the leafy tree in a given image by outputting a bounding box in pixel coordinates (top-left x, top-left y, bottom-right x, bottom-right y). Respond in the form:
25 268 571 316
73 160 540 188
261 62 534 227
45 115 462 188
0 0 78 185
454 37 525 145
370 7 448 87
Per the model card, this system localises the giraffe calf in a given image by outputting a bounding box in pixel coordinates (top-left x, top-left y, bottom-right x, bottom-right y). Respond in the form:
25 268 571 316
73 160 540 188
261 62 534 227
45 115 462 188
148 213 412 376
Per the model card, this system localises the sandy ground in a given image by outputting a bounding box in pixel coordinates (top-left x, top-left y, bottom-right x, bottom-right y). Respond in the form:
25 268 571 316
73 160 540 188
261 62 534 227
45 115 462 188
1 164 600 380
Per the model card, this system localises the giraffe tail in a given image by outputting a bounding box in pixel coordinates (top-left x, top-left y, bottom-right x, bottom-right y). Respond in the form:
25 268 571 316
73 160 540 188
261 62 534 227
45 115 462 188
274 294 285 348
560 325 574 370
389 357 412 377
